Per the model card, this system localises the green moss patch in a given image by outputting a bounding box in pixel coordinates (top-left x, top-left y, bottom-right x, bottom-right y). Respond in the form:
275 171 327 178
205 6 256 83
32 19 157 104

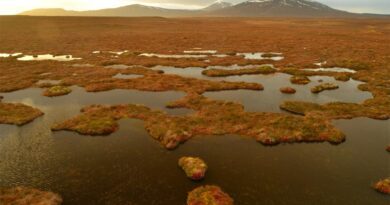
43 86 72 97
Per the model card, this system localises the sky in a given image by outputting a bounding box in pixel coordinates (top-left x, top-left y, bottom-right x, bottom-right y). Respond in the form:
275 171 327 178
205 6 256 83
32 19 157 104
0 0 389 15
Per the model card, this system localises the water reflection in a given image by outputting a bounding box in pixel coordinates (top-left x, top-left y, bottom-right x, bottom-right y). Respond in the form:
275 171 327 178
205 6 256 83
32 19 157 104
303 67 356 73
237 52 284 61
0 53 23 58
18 54 81 61
140 53 208 58
205 74 372 112
112 73 143 79
0 87 189 121
0 117 388 205
147 66 371 112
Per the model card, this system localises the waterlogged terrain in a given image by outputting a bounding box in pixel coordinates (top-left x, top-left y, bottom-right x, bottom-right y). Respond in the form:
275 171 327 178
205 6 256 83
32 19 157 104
0 16 389 205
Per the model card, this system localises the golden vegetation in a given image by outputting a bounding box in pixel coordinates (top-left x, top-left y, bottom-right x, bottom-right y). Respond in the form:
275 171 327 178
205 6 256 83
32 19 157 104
0 99 43 125
201 65 276 77
43 86 72 97
52 93 346 149
187 185 233 205
0 186 63 205
374 178 390 195
178 157 208 181
280 87 296 94
311 83 339 93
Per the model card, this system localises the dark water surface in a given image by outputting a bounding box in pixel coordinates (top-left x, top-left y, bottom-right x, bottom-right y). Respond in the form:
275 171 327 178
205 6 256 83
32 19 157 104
0 74 388 205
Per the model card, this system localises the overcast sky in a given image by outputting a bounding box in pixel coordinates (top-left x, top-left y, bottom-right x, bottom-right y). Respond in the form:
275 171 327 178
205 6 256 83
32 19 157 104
0 0 389 15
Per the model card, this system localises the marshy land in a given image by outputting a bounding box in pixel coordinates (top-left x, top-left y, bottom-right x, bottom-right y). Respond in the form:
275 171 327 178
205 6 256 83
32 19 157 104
0 16 389 204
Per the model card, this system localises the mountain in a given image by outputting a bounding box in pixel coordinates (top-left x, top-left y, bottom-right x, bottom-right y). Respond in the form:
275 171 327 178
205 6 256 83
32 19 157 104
203 1 233 11
20 4 198 17
212 0 351 17
19 8 79 16
19 0 386 18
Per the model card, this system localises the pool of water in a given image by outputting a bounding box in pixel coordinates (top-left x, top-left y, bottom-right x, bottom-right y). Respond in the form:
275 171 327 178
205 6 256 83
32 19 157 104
183 50 217 54
0 87 189 119
204 74 372 112
112 73 144 79
148 66 371 112
150 65 274 80
0 53 23 57
0 71 386 205
17 54 81 61
139 53 208 59
0 116 388 205
36 80 62 85
303 67 357 73
237 52 284 61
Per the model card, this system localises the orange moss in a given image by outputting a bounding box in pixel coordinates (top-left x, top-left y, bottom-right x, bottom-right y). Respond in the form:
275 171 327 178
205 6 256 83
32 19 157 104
280 87 296 94
280 100 390 120
290 75 311 85
202 66 276 77
311 83 339 93
43 86 72 97
52 94 346 149
178 157 208 181
0 102 44 125
374 178 390 195
0 186 62 205
187 185 233 205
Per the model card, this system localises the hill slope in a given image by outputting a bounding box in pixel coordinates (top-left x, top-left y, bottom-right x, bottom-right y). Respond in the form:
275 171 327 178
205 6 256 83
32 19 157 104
20 0 386 17
212 0 351 17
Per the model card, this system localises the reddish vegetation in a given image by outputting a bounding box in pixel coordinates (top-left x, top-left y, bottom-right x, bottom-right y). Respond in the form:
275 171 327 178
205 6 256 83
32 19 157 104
43 86 72 97
0 101 44 125
178 157 208 180
202 66 276 77
374 178 390 195
0 186 63 205
0 16 389 198
187 185 233 205
311 83 339 93
280 87 296 94
280 100 390 120
52 94 346 149
290 76 311 85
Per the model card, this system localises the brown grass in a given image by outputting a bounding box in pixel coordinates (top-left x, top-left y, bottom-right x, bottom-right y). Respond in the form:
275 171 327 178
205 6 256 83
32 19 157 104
52 94 346 149
202 65 276 77
0 101 44 125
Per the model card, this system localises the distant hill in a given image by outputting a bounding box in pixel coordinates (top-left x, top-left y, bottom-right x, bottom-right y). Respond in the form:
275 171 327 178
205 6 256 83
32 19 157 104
19 0 388 18
203 1 233 11
212 0 351 17
20 4 198 17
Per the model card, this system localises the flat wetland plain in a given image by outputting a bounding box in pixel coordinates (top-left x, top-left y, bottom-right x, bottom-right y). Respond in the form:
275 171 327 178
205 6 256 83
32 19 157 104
0 16 389 204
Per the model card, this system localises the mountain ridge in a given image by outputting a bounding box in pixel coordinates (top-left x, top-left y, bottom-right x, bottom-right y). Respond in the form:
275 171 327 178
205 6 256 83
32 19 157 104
19 0 389 18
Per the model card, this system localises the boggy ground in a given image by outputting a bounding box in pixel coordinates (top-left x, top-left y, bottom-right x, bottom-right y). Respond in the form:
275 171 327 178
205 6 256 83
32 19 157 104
0 97 43 125
52 93 345 149
0 16 389 145
0 16 389 200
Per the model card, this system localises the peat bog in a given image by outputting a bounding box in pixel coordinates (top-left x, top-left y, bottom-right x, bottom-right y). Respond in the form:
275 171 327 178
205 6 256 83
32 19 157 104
0 16 389 204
